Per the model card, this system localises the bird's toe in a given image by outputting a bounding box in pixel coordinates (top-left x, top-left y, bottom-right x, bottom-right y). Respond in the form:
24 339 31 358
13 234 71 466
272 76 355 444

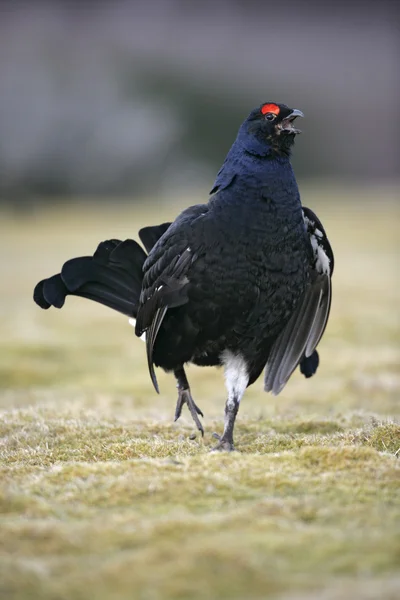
211 436 236 452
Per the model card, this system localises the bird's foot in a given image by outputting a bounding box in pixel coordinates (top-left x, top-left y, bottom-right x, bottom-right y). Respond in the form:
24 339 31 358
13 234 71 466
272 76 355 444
211 432 235 452
174 389 204 436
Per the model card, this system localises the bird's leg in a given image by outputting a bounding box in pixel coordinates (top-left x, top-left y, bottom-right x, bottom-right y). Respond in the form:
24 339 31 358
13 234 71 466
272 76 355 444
212 396 240 451
174 367 204 436
212 353 249 451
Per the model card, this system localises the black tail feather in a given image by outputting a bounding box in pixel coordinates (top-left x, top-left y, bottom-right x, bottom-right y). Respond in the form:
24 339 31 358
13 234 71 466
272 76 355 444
62 257 134 297
139 223 171 253
34 275 68 309
34 238 147 318
70 282 137 316
92 239 121 264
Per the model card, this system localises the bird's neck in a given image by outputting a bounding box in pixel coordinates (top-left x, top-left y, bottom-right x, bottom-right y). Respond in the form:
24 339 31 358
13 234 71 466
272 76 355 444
210 137 304 234
212 137 299 198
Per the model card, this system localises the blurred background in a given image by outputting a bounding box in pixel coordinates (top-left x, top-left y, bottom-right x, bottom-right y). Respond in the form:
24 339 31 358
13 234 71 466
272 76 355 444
0 0 398 204
1 4 399 599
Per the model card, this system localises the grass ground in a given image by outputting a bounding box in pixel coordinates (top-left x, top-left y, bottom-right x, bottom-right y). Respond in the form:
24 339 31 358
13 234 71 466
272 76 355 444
0 185 399 600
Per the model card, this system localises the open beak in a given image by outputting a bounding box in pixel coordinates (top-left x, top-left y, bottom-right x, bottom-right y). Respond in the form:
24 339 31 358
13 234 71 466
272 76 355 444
280 108 304 134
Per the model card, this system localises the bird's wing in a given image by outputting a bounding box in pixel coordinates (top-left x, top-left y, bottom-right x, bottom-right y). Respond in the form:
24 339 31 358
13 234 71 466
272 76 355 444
264 207 334 395
135 204 208 392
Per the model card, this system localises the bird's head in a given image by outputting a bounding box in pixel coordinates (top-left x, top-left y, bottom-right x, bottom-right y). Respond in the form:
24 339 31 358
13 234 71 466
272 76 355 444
238 102 304 157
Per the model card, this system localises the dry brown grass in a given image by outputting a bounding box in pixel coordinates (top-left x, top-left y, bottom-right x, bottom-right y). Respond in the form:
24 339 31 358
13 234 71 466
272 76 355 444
0 185 399 599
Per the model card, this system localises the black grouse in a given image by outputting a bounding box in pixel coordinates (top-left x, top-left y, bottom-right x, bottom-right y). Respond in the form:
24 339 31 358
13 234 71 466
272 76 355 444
34 102 334 450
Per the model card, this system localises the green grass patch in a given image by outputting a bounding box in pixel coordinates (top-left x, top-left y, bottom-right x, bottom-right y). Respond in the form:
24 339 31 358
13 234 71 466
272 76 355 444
0 189 399 599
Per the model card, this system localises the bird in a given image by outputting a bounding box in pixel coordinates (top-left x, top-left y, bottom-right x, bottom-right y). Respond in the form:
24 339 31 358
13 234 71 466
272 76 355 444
34 102 334 451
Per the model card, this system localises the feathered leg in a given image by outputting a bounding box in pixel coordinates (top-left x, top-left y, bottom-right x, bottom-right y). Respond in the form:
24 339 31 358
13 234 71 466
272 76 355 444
212 353 249 451
174 367 204 436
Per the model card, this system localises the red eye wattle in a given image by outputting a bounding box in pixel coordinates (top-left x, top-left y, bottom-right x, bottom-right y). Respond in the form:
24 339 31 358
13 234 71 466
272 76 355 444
261 103 280 116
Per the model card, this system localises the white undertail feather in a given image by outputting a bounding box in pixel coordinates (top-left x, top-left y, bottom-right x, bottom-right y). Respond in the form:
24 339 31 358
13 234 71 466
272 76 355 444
221 350 249 408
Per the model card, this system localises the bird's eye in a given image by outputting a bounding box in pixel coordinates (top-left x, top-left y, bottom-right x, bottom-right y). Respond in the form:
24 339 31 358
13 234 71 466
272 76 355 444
265 113 276 121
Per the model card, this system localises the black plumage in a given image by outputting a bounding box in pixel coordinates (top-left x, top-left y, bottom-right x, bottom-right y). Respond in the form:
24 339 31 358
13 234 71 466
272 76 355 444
34 102 334 450
35 239 147 317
